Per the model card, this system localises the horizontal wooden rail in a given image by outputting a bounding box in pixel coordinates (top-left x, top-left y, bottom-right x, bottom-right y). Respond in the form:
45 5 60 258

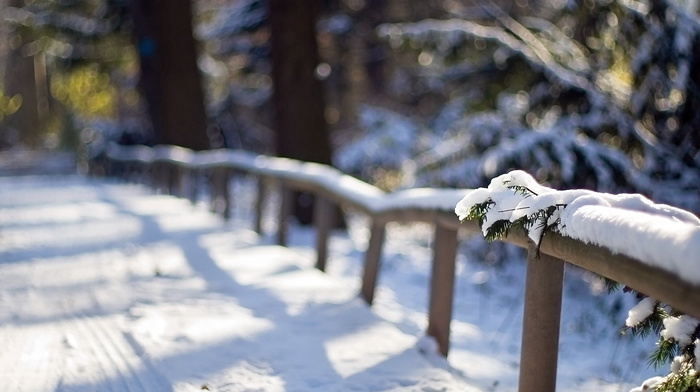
100 144 700 392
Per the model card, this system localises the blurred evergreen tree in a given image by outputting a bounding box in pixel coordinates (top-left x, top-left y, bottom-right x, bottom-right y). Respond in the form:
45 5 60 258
357 0 700 214
1 0 134 149
2 0 211 151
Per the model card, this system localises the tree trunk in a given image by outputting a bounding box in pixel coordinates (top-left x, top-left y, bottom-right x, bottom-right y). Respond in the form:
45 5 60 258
268 0 333 224
130 0 209 151
4 0 44 149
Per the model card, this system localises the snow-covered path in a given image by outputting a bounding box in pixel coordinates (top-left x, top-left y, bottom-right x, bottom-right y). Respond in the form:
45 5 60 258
0 175 476 392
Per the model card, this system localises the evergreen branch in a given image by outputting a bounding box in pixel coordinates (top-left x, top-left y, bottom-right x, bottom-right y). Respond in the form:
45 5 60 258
648 338 678 370
510 215 529 235
505 183 539 197
528 204 563 256
484 219 512 242
627 305 665 340
497 206 531 213
655 361 700 392
603 277 621 294
463 200 495 223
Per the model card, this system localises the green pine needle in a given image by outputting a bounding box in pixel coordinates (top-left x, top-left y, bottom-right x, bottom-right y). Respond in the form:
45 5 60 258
505 184 538 198
655 361 700 392
649 338 678 369
510 215 529 234
603 277 621 294
485 219 512 242
629 307 665 340
464 200 495 223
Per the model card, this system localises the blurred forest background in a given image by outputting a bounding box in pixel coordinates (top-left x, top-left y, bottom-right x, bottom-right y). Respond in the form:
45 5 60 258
1 0 699 215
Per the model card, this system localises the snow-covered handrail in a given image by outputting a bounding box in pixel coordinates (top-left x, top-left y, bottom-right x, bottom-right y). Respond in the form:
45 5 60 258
105 143 467 217
455 170 700 282
101 144 700 392
103 142 700 314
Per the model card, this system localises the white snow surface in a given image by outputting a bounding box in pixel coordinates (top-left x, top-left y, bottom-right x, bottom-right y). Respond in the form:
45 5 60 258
455 170 700 284
625 297 657 328
661 315 700 346
0 173 665 391
628 376 665 392
0 175 473 392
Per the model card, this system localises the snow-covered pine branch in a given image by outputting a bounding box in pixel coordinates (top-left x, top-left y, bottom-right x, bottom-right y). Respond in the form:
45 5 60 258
455 170 700 274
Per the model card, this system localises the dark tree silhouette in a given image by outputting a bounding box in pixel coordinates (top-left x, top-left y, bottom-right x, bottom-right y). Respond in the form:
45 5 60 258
4 0 46 149
130 0 209 150
268 0 333 223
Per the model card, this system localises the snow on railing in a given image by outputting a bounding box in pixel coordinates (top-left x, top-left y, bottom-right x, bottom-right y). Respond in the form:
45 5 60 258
99 144 700 392
455 170 700 284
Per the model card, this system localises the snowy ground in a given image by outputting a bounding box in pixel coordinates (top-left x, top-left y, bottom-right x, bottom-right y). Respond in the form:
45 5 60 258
0 174 663 391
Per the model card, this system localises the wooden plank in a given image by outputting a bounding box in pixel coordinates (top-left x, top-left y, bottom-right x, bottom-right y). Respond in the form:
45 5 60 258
360 221 386 305
518 244 564 392
426 223 458 357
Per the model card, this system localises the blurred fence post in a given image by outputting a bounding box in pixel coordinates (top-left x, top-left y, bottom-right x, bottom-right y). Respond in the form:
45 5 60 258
210 167 231 220
173 165 187 198
360 220 386 305
277 185 293 246
314 196 334 271
254 178 266 234
186 168 198 204
427 222 458 356
518 244 564 392
150 162 163 192
165 163 179 196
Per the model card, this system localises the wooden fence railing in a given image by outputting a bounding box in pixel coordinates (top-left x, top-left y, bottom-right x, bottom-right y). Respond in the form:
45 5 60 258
98 144 700 392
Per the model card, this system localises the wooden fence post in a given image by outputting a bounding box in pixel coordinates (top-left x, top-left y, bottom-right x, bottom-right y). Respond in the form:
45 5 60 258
427 222 458 357
186 168 198 204
173 165 187 198
360 221 386 305
154 162 172 194
138 162 150 185
151 162 164 192
254 178 266 234
224 170 233 220
277 185 293 246
211 167 231 220
166 163 179 195
518 244 565 392
313 196 334 271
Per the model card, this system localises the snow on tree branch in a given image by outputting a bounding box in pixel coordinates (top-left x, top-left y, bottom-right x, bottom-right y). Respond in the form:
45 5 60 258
455 170 700 281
